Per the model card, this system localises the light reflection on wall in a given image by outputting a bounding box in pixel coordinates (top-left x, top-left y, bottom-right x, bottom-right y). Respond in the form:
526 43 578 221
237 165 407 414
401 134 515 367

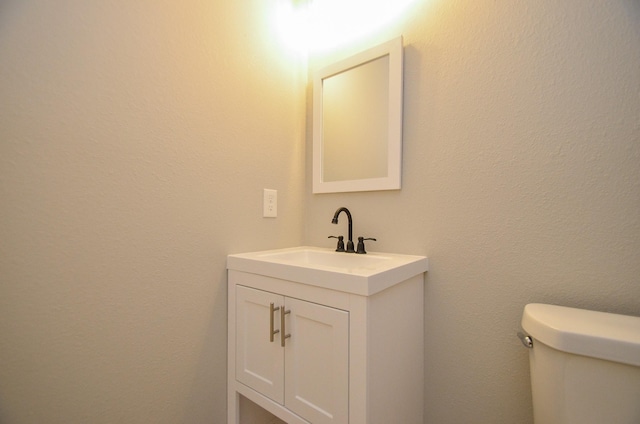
275 0 419 53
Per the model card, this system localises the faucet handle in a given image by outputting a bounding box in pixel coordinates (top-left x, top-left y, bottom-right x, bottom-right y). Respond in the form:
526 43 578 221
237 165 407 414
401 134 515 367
356 237 377 254
328 235 345 252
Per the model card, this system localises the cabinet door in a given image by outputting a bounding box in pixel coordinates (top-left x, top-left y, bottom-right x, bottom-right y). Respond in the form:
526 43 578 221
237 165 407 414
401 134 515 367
284 298 349 424
235 285 284 403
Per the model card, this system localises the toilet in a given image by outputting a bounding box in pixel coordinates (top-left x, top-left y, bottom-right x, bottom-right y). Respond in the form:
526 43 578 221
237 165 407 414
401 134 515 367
520 303 640 424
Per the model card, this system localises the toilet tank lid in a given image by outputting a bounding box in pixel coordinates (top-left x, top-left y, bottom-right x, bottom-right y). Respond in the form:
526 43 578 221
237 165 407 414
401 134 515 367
522 303 640 367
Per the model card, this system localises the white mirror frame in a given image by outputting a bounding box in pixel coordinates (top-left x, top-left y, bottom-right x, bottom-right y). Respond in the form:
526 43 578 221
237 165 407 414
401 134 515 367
312 36 404 194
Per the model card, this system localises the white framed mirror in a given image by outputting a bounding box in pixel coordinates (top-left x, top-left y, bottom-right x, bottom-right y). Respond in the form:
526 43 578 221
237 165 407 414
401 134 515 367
313 36 403 194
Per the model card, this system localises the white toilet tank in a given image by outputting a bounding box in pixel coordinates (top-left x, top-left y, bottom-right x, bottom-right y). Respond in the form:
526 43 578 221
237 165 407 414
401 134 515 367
521 303 640 424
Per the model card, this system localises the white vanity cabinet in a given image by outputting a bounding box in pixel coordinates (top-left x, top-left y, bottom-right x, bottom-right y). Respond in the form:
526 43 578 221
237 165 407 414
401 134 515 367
227 247 427 424
235 284 349 423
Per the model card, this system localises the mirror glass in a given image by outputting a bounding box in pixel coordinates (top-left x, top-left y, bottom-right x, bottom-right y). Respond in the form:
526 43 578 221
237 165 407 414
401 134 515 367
313 37 403 193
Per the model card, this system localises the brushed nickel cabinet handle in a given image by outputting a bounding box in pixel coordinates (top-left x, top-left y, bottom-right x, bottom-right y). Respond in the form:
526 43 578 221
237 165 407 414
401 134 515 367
269 303 280 342
280 308 291 347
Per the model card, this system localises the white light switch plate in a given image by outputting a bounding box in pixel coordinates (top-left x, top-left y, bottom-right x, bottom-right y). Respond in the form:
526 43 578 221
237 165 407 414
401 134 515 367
263 189 277 218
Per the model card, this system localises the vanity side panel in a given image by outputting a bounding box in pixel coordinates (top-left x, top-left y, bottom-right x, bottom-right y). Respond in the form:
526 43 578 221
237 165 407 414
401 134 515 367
367 274 424 424
348 295 369 424
228 272 239 424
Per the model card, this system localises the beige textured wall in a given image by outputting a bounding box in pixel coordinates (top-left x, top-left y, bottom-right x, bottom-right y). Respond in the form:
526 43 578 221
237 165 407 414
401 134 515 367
0 1 304 423
305 1 640 422
1 1 639 424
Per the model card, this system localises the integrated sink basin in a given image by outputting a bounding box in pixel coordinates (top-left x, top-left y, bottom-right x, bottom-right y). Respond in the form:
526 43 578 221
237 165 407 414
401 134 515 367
258 248 391 270
227 246 428 295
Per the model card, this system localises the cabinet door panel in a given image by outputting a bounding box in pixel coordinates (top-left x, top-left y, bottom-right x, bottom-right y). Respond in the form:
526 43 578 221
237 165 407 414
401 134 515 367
236 285 284 403
284 298 349 424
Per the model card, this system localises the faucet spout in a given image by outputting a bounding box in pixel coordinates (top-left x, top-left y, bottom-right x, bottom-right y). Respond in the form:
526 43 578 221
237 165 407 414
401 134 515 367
332 207 355 253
